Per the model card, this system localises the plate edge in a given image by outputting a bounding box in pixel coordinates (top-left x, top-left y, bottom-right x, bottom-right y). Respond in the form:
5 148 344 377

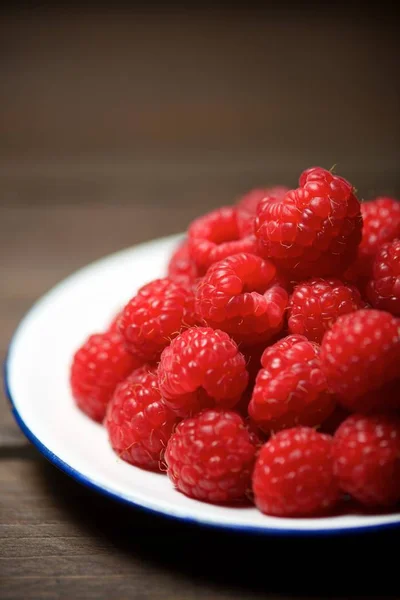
3 236 400 537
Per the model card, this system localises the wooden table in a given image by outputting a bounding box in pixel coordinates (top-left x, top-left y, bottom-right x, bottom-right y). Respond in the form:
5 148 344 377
1 8 399 599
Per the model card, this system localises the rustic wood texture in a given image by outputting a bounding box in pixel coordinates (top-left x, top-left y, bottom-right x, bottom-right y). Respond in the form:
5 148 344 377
1 7 399 599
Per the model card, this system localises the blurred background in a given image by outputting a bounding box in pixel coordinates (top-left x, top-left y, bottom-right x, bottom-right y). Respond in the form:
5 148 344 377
1 3 399 431
1 5 399 425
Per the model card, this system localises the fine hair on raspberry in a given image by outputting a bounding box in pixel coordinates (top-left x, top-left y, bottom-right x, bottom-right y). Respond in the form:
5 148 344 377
249 334 335 433
158 326 249 417
165 408 258 503
196 252 288 345
255 167 362 278
188 206 257 273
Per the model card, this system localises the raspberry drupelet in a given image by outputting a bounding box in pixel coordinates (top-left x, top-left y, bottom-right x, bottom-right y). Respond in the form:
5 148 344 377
320 309 400 413
236 186 289 216
248 335 335 434
367 239 400 316
167 238 200 286
165 409 258 503
157 326 249 417
105 366 179 471
188 206 257 274
346 197 400 284
236 186 289 237
333 414 400 507
255 167 362 278
288 277 367 343
119 278 198 362
195 253 288 346
253 427 339 517
70 331 143 422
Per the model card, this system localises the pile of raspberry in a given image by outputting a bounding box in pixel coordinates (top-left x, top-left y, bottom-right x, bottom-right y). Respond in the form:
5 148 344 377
70 167 400 517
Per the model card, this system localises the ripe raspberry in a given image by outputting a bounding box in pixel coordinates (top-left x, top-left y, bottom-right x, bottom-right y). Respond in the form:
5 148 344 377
253 427 339 517
105 366 178 471
119 278 198 362
320 309 400 412
237 186 289 216
288 278 367 343
367 239 400 316
347 197 400 282
158 327 249 417
188 206 257 274
248 335 335 433
165 409 257 503
333 414 400 507
195 253 288 345
167 238 200 285
70 331 142 422
255 167 362 278
236 186 289 237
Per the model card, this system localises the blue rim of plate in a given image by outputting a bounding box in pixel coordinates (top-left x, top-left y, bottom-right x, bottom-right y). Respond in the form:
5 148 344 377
3 241 400 537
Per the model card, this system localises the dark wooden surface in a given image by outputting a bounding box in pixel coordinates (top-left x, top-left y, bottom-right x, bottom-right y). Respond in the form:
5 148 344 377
1 8 400 599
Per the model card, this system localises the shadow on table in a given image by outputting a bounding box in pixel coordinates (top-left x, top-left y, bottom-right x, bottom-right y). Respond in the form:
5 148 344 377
34 453 398 598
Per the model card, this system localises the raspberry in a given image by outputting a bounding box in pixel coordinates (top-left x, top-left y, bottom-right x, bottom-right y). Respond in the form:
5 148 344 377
288 278 367 343
320 309 400 412
333 414 400 507
255 167 362 278
165 409 257 503
167 238 200 285
236 186 289 237
105 366 178 471
237 186 289 216
367 239 400 316
158 327 249 417
253 427 339 516
248 335 335 433
195 253 288 345
119 278 198 362
347 197 400 282
70 331 142 422
188 206 257 273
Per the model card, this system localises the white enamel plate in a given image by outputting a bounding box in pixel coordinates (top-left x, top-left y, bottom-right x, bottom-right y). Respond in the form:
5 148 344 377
5 234 400 535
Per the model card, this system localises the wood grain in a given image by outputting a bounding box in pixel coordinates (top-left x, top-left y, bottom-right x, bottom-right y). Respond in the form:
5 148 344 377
1 7 399 599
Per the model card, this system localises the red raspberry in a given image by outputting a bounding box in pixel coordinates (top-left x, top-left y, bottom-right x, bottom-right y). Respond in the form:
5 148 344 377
288 278 367 343
249 335 335 433
237 186 289 216
165 409 257 503
70 331 142 422
253 427 339 516
105 366 178 471
347 197 400 282
188 206 257 274
119 278 198 362
367 239 400 316
158 327 249 417
255 167 362 278
333 414 400 507
195 253 288 345
167 238 200 285
236 186 289 237
320 309 400 412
